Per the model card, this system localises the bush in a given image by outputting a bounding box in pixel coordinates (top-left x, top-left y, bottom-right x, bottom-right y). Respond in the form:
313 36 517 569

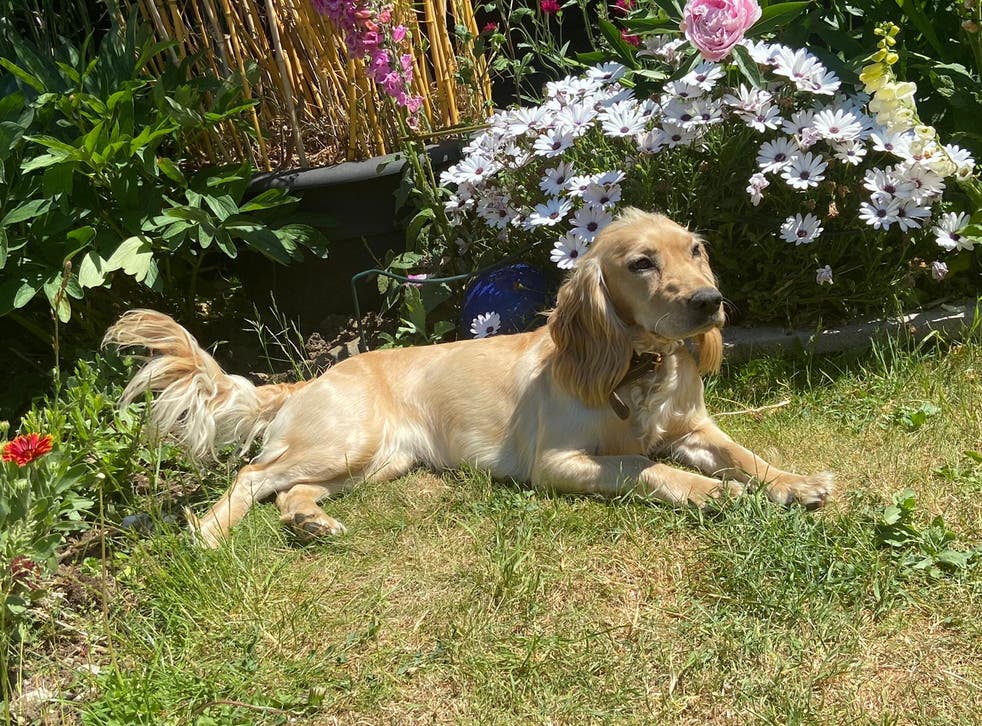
0 14 327 329
432 5 980 329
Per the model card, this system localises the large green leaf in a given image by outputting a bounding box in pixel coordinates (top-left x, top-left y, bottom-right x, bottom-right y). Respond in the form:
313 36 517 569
77 250 107 288
104 235 155 282
597 19 641 70
747 1 812 37
1 198 52 227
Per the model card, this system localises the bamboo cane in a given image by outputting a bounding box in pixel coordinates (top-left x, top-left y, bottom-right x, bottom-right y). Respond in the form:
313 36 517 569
264 0 308 167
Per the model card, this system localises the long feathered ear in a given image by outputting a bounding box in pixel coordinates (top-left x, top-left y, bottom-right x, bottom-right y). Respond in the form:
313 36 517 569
695 328 723 375
548 259 632 407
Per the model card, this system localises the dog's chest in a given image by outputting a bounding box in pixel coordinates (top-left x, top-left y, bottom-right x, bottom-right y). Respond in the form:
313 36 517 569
621 358 695 449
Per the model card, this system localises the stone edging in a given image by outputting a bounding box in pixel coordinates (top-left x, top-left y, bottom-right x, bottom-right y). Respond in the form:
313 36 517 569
722 301 981 361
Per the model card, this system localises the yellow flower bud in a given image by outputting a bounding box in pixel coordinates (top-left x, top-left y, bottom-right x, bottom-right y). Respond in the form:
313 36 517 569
885 36 896 46
872 48 887 62
885 51 899 65
914 124 936 139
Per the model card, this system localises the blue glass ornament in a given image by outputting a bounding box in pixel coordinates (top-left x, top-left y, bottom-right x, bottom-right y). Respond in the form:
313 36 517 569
460 263 554 337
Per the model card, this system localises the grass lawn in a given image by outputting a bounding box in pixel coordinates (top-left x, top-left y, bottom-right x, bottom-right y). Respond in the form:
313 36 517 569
9 333 982 725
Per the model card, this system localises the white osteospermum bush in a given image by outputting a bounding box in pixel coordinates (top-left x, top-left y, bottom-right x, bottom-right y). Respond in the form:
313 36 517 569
439 39 977 325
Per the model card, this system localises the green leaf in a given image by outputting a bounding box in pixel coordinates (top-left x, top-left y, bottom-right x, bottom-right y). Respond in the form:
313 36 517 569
20 151 69 173
597 19 641 70
239 189 294 213
273 224 328 257
0 58 45 93
13 280 41 308
42 162 75 197
895 0 946 61
732 44 764 88
203 194 238 222
406 208 435 246
105 235 155 282
0 229 6 270
24 134 80 155
227 222 294 264
1 198 52 227
77 251 107 288
747 1 812 37
157 157 186 185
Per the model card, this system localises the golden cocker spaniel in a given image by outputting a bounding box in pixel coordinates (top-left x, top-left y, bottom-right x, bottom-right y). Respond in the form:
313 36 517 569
106 208 832 546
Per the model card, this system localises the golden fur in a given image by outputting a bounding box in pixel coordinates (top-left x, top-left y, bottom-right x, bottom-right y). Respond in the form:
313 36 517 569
105 209 832 547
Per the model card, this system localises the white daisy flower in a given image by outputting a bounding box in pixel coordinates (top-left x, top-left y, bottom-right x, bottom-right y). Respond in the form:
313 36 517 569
723 84 772 114
582 183 622 208
756 137 798 173
550 233 591 269
779 213 824 245
689 98 725 126
525 197 573 227
863 167 915 201
944 144 975 174
742 39 783 66
595 170 627 186
832 139 867 166
746 172 769 206
893 199 931 232
594 85 635 109
859 197 901 230
773 47 826 92
781 152 827 189
471 312 501 338
570 204 613 241
782 110 816 137
637 128 666 154
600 100 647 137
812 108 863 143
566 175 595 197
816 265 834 285
803 68 840 95
638 36 686 65
663 80 704 101
870 130 912 155
742 104 783 133
445 155 497 185
662 98 697 126
932 260 949 281
682 62 724 91
933 211 974 252
555 102 598 137
586 62 627 84
900 162 946 204
539 162 575 196
662 122 697 147
532 128 574 158
476 195 516 229
545 76 588 102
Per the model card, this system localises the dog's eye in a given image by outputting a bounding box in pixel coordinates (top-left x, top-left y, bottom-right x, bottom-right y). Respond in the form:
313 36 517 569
629 257 656 272
692 243 703 258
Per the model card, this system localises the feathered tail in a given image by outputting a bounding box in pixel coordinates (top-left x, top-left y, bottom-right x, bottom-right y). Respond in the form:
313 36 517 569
103 309 306 460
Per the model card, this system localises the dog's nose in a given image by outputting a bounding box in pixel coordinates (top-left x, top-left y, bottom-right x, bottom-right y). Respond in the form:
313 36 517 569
689 287 722 315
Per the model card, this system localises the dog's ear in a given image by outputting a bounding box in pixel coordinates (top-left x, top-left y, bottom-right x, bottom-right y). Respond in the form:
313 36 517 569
548 259 632 407
695 328 723 375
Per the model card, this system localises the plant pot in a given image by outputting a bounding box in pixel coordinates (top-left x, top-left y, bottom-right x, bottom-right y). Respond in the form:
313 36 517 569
239 140 464 329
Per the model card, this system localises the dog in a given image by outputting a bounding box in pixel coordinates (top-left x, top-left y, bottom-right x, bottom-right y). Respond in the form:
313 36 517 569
104 208 832 547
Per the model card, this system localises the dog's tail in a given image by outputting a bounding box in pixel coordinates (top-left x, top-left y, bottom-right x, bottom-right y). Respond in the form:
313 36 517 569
104 309 307 460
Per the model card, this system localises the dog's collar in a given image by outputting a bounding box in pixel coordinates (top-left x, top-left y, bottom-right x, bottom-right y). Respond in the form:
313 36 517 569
609 351 664 420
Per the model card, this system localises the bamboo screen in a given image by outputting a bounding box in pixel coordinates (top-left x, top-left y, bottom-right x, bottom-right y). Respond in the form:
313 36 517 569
133 0 492 170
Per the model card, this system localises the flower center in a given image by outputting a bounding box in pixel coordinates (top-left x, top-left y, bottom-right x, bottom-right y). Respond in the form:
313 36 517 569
800 171 810 180
587 222 598 231
797 229 807 238
876 209 886 218
570 250 579 258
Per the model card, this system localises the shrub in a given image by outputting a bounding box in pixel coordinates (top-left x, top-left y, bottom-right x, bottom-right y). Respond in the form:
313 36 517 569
437 10 979 329
0 15 327 328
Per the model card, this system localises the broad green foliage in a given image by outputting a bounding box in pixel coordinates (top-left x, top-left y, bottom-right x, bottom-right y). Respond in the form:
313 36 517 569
0 17 327 323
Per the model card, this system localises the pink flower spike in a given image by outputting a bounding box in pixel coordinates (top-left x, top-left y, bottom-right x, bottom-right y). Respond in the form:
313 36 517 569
392 24 407 42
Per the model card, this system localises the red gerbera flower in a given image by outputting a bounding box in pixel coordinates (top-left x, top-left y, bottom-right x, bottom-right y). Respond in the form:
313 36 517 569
540 0 560 14
1 433 54 466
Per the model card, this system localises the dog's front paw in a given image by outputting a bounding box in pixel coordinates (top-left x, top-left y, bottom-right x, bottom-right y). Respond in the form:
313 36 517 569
766 471 834 509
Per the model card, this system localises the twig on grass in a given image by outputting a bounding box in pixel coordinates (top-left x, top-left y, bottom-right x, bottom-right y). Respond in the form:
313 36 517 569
714 399 792 417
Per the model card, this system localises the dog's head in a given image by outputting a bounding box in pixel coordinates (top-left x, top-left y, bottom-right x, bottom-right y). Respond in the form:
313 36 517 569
548 208 724 406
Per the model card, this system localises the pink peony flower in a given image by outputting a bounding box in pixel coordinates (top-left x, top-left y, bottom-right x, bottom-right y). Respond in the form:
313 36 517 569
681 0 761 62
